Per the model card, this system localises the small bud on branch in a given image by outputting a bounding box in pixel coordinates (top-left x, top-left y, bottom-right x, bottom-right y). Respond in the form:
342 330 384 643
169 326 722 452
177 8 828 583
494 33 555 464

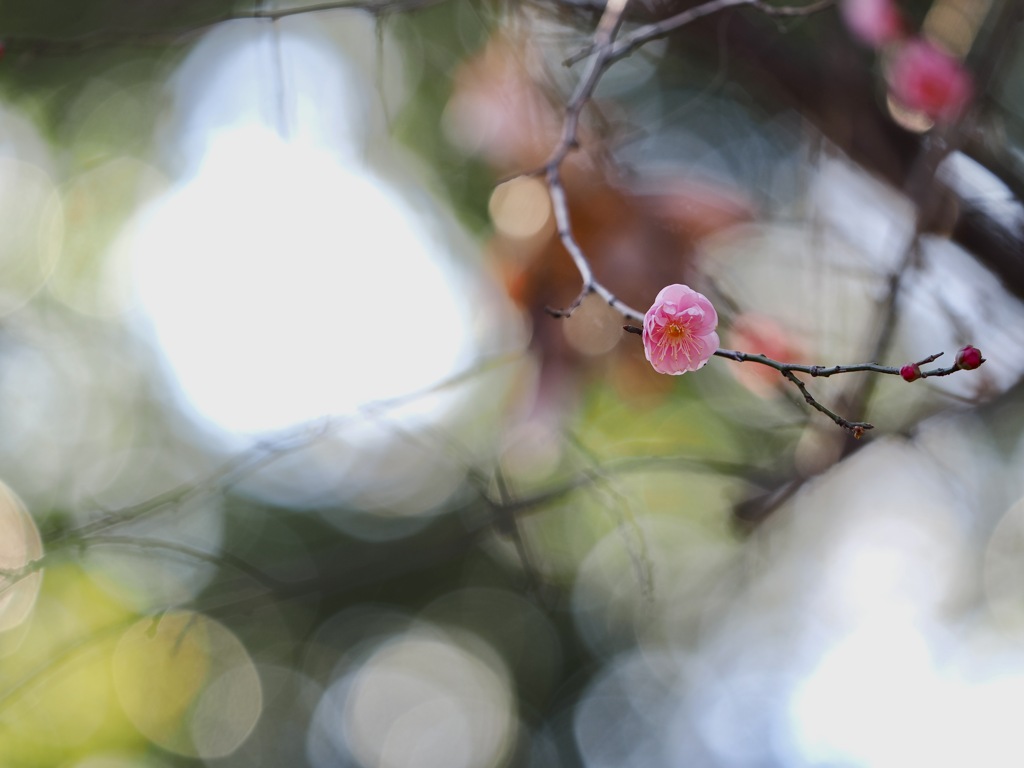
900 363 922 382
955 345 984 370
617 288 985 435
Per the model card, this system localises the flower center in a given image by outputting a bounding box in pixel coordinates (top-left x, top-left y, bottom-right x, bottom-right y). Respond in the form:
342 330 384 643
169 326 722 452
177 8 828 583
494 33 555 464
665 322 690 341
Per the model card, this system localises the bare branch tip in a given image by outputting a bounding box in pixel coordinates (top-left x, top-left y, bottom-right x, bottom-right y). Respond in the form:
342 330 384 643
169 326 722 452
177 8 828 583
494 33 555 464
914 351 944 366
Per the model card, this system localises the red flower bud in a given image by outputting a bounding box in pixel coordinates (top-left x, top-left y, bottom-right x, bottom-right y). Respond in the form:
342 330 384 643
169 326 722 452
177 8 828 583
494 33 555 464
955 345 983 370
900 363 922 382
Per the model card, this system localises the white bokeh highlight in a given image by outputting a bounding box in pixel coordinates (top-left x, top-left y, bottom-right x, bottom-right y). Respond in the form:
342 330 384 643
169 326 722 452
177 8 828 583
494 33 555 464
129 22 475 440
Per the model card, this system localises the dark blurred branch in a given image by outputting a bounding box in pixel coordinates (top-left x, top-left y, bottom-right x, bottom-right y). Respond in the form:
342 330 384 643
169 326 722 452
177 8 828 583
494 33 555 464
593 0 832 65
86 535 285 589
0 353 525 599
2 0 448 56
702 1 1024 300
246 0 443 19
953 0 1024 286
60 429 325 542
0 441 770 612
841 131 959 428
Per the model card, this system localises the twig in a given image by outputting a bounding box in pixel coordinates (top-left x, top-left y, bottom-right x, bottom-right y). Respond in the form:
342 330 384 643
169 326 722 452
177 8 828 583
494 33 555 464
781 369 871 436
721 347 970 436
539 0 648 321
719 345 986 435
540 0 833 323
544 172 647 322
565 0 833 66
607 0 834 61
709 349 963 380
620 336 980 436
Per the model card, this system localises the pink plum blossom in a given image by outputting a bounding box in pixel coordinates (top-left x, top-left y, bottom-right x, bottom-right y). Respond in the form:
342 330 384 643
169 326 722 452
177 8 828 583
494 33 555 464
643 284 719 375
840 0 904 48
887 40 973 122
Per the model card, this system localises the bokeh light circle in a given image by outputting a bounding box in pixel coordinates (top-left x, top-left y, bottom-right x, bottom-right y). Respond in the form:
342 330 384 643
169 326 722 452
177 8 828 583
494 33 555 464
112 611 262 758
309 626 516 768
0 480 44 634
0 156 62 316
984 496 1024 630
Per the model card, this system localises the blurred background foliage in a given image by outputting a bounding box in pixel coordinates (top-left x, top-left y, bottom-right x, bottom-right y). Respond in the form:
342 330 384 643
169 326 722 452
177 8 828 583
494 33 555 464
0 0 1023 766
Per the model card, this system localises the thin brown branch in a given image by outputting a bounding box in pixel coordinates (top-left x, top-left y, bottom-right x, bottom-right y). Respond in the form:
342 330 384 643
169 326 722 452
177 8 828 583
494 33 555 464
566 0 747 66
546 0 634 169
612 331 982 432
565 0 833 66
538 0 833 323
710 349 965 379
539 0 648 322
781 369 872 436
716 347 982 434
545 166 646 322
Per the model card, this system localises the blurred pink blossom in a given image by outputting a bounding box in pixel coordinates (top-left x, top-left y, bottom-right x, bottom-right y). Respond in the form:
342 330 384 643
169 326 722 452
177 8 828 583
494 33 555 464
840 0 903 48
643 284 719 375
887 40 973 122
726 313 806 397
